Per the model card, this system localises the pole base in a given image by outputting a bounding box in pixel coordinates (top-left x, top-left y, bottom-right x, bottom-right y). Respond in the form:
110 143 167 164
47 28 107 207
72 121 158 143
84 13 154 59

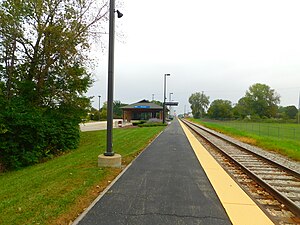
104 152 115 156
98 153 121 168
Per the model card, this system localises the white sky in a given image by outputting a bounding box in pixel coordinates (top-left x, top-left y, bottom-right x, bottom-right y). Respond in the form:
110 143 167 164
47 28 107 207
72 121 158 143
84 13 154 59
88 0 300 114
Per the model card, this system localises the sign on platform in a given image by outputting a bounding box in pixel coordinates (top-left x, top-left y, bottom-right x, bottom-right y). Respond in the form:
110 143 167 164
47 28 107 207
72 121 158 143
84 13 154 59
165 102 178 106
134 105 150 108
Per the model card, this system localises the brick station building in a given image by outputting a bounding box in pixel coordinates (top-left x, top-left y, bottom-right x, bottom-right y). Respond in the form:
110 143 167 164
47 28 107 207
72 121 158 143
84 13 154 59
121 99 163 122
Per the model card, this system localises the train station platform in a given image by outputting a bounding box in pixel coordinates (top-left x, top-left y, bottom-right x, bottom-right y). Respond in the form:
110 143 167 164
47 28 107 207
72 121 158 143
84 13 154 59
73 118 273 225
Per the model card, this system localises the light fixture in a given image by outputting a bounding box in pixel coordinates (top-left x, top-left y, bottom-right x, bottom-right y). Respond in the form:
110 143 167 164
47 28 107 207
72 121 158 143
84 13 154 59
116 10 123 18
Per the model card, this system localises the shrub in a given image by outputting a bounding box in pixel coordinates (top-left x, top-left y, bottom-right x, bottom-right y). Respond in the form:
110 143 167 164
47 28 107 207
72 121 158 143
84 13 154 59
138 123 167 127
132 121 142 126
132 120 147 126
0 98 81 170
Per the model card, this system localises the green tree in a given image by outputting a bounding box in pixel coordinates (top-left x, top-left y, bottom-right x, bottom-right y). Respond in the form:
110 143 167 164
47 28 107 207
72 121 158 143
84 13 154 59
113 100 127 118
208 99 233 119
188 92 210 118
151 100 163 106
284 105 298 119
233 97 252 119
89 107 101 121
0 0 108 105
297 111 300 124
277 106 286 118
98 100 126 120
0 0 109 169
236 83 280 118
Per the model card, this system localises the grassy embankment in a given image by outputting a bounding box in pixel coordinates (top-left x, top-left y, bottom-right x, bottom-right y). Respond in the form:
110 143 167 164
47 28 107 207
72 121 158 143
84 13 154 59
188 118 300 161
0 126 165 225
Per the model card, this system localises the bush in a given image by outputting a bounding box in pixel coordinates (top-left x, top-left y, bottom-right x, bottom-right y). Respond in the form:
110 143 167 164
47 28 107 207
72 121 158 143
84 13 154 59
0 98 81 170
132 120 146 126
138 123 167 127
132 121 141 126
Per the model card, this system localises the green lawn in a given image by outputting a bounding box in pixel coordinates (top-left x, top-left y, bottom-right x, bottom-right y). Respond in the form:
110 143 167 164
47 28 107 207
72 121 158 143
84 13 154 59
0 126 165 225
188 118 300 161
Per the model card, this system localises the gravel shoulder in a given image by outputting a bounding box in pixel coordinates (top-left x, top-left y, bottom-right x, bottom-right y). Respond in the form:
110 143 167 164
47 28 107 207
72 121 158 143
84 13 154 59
202 126 300 174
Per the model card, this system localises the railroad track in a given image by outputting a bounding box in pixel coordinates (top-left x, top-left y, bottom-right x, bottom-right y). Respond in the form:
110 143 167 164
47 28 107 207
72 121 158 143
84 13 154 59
181 119 300 224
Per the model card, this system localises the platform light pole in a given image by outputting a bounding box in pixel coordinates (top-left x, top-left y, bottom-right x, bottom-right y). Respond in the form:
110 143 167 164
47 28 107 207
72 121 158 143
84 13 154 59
98 95 101 112
169 92 173 118
163 74 170 124
105 0 123 156
169 92 173 102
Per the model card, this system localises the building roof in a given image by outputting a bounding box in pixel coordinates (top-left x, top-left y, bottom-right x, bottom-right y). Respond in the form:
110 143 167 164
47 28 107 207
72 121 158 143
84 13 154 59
121 99 163 110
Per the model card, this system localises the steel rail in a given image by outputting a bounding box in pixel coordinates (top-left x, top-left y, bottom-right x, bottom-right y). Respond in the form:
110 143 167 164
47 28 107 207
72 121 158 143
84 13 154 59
181 119 300 218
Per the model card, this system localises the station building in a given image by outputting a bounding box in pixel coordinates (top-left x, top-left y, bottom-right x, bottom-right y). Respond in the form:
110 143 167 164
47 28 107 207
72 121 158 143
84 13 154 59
121 99 164 122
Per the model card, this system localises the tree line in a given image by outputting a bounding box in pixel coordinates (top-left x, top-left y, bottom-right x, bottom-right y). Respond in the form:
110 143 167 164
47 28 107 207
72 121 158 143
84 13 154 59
189 83 299 121
89 100 127 121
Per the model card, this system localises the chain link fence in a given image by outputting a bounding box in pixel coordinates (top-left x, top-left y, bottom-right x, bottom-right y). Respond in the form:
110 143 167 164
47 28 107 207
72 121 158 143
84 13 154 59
214 121 300 140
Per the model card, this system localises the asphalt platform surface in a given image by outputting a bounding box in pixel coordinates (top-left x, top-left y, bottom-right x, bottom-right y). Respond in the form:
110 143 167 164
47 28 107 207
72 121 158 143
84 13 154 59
77 118 232 225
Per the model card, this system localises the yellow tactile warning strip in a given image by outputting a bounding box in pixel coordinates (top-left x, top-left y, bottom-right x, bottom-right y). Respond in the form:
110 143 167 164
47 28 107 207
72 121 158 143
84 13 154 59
179 120 274 225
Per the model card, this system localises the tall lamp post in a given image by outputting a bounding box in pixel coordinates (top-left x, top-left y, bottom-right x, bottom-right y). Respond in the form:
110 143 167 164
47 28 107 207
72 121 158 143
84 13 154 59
105 0 122 156
169 92 173 118
169 92 173 102
98 95 101 112
163 74 170 124
98 0 123 167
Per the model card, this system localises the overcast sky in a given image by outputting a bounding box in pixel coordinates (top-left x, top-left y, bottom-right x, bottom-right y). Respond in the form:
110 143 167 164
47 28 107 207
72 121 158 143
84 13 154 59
88 0 300 114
